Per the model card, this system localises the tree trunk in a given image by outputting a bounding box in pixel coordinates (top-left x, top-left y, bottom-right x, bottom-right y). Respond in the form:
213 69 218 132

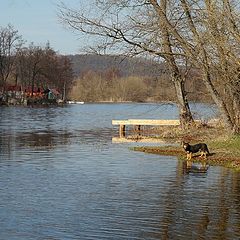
173 77 193 126
202 70 233 130
63 81 66 101
230 88 240 134
160 0 193 126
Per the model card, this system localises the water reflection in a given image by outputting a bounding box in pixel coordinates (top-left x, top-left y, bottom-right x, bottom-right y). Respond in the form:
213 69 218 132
158 160 240 240
0 130 72 155
182 160 209 174
0 128 113 152
16 130 72 148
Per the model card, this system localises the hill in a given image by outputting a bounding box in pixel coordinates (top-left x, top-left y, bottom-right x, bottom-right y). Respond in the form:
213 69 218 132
68 54 166 77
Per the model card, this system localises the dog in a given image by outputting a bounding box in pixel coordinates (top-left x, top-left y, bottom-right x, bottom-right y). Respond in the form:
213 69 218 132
182 142 210 160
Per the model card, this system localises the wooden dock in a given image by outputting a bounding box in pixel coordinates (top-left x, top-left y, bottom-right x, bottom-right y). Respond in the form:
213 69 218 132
112 119 180 137
112 136 168 143
112 118 218 138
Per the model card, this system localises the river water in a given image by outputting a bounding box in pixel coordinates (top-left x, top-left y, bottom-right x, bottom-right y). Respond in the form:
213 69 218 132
0 103 240 240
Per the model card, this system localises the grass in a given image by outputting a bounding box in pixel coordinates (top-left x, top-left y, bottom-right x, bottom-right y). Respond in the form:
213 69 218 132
209 136 240 155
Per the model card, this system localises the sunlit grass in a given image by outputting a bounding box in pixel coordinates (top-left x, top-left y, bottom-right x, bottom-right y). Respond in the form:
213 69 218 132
209 135 240 157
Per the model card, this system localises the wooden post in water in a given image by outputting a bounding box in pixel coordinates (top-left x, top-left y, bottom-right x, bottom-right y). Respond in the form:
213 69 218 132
134 125 141 135
119 124 126 138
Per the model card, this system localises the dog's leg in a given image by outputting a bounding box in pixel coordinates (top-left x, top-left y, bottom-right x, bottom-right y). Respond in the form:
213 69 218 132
189 152 192 160
202 161 207 168
186 160 192 168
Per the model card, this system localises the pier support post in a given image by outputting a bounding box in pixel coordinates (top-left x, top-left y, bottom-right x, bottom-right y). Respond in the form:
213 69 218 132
134 125 141 135
119 125 126 138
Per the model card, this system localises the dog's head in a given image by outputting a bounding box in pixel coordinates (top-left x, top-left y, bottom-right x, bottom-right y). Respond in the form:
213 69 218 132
182 142 189 150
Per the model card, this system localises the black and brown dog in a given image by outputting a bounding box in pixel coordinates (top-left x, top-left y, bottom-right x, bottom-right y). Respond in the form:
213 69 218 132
182 142 210 160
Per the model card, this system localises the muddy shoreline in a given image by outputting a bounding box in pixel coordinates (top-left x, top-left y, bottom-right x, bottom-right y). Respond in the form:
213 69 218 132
130 122 240 171
132 145 240 171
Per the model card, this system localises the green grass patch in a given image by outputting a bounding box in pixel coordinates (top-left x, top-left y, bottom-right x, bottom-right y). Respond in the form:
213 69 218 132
209 135 240 157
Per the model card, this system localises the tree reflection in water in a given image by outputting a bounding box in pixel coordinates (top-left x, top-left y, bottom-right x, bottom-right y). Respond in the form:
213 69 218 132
156 159 240 239
0 130 72 154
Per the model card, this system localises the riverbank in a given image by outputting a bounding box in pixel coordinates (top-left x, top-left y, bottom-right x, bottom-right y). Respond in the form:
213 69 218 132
131 122 240 171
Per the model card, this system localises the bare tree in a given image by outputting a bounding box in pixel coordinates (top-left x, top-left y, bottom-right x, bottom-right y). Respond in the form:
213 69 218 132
0 24 24 89
18 43 44 95
53 56 74 101
148 0 240 133
58 0 194 125
209 0 240 133
17 43 74 97
178 0 235 130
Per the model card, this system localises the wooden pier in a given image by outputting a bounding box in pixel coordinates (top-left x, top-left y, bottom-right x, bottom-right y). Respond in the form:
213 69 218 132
112 119 180 137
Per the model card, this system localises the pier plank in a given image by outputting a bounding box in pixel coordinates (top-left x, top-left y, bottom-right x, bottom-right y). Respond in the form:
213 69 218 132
112 119 180 126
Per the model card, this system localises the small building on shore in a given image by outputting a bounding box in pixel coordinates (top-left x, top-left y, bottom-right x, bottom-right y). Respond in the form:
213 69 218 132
0 85 62 106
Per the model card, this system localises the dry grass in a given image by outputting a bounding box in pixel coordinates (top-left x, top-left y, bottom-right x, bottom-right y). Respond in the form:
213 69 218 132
151 121 228 143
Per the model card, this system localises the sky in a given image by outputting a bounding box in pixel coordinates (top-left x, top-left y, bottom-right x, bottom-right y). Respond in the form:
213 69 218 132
0 0 83 55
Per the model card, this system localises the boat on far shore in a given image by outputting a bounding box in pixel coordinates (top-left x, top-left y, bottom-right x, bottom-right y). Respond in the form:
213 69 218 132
67 100 84 104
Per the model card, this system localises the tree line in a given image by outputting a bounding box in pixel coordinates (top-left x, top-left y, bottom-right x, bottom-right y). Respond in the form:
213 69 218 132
59 0 240 133
71 68 175 102
0 24 73 100
70 66 210 103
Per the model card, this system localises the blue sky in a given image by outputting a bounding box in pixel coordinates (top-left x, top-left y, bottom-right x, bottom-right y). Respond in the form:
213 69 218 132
0 0 82 55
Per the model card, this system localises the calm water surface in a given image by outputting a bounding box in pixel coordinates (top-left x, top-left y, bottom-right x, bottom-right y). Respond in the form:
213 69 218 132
0 103 240 240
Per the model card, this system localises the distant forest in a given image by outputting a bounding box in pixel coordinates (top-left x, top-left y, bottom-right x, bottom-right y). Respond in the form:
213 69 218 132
68 54 211 103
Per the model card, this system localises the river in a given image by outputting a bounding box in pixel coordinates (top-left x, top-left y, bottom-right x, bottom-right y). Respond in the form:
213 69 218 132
0 103 239 240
